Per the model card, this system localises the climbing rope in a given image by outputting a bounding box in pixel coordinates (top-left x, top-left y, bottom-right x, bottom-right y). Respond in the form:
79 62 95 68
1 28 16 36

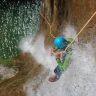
40 12 55 38
40 11 96 54
62 12 96 53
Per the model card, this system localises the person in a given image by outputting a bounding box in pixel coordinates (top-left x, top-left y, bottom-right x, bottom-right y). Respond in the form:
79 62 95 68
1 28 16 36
49 36 73 82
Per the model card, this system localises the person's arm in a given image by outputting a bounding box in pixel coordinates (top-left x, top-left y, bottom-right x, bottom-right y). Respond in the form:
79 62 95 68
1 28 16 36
50 46 59 54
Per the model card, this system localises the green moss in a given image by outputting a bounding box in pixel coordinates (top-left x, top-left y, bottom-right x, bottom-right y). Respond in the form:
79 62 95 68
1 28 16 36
0 56 13 66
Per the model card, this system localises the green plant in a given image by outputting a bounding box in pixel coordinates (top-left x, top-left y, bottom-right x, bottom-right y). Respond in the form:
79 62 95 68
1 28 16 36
0 56 12 66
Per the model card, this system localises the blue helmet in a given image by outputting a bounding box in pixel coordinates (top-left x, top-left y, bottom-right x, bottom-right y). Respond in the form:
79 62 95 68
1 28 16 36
54 36 67 48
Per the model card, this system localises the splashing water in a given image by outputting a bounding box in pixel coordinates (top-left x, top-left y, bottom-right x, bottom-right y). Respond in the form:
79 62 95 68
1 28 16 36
19 26 96 96
0 2 40 58
19 35 57 71
64 25 77 38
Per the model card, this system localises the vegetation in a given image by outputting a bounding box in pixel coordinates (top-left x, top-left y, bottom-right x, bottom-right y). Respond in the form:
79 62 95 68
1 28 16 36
0 56 16 67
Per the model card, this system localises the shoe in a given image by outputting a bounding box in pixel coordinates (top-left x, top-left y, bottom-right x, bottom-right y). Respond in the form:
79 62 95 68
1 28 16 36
48 76 58 82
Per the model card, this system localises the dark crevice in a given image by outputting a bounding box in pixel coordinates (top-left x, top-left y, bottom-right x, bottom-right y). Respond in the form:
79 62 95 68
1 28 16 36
58 0 66 16
66 9 68 22
50 0 54 15
57 0 67 27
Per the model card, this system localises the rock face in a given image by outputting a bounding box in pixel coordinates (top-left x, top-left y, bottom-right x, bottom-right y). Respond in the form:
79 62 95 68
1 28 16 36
0 53 43 96
40 0 96 46
0 64 17 82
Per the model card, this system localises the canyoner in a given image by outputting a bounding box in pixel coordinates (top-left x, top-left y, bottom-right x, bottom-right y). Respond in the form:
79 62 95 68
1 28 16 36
49 36 73 82
40 12 73 82
40 12 96 82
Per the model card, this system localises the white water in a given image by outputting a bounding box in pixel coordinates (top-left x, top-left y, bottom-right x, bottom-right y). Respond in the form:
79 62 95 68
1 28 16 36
19 26 96 96
0 64 17 81
19 35 57 71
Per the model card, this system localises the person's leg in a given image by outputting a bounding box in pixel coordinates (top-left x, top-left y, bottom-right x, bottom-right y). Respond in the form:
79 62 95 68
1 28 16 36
48 66 62 82
54 66 62 80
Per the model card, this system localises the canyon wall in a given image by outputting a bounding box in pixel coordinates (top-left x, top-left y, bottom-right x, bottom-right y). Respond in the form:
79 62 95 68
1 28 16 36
40 0 96 46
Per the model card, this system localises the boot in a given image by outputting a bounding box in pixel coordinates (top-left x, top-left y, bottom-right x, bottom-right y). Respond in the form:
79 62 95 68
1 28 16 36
48 76 58 82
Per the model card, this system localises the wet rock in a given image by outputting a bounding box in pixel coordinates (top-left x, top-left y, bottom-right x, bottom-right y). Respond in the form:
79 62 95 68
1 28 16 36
40 0 96 45
0 53 44 96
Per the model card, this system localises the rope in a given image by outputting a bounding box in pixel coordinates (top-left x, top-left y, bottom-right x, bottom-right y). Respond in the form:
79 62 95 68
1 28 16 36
62 12 96 53
40 12 55 38
40 11 96 54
